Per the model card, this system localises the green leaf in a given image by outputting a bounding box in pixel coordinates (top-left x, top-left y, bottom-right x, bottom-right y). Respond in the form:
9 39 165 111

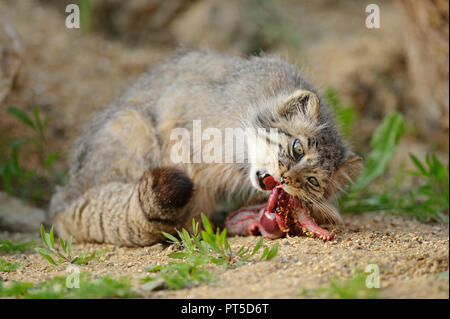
215 228 221 247
72 253 87 265
218 228 227 249
201 213 213 235
1 166 13 194
145 265 162 272
66 237 72 256
352 113 404 192
49 227 54 249
266 243 279 260
260 247 269 260
192 219 199 236
162 232 179 243
7 107 36 130
224 238 232 255
181 229 192 248
42 254 57 265
44 233 52 249
59 237 66 253
239 247 250 256
44 152 59 168
409 154 427 176
40 225 50 248
34 247 54 256
79 0 93 33
201 230 217 250
250 238 263 256
32 106 44 134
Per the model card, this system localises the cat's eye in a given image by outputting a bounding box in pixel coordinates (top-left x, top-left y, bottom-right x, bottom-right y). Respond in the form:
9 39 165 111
307 177 319 187
292 139 304 161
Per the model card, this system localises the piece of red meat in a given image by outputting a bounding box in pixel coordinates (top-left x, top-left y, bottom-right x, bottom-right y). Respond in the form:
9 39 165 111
225 176 334 241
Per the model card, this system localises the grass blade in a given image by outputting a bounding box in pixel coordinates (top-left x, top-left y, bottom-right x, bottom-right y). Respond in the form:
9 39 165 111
59 238 66 253
49 227 54 249
66 237 72 256
42 254 57 265
201 213 213 235
40 225 50 248
250 238 263 256
266 243 279 260
409 154 427 175
260 247 269 260
7 107 36 130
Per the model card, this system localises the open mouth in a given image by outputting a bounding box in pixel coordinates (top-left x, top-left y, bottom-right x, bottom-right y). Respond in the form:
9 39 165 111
257 172 272 190
226 174 335 241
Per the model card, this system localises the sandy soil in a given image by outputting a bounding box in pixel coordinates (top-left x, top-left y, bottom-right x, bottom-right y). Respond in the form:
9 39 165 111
1 212 448 299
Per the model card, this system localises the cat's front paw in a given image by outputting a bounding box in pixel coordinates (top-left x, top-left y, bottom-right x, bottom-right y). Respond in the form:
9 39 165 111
138 167 193 221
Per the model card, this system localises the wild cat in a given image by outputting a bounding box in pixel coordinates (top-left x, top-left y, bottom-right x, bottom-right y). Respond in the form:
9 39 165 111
49 50 362 246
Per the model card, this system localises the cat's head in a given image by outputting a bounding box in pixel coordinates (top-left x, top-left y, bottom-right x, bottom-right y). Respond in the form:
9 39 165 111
247 89 363 224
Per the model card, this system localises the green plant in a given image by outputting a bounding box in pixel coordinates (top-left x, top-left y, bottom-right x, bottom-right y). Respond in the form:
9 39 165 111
339 112 405 211
338 110 448 222
299 268 379 299
352 112 405 193
325 87 449 222
79 0 93 34
400 154 449 222
0 258 22 272
0 281 32 297
35 225 107 265
325 87 356 138
141 213 278 291
0 238 36 253
0 273 139 299
163 213 278 267
0 106 64 205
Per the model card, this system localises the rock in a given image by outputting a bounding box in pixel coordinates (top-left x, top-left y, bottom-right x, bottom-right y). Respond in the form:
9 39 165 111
0 192 47 232
0 14 24 104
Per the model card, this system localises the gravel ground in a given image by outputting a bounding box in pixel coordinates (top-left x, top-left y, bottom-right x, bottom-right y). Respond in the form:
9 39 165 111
1 212 448 299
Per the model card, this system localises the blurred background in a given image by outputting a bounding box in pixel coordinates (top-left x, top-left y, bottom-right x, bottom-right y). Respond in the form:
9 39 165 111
0 0 448 222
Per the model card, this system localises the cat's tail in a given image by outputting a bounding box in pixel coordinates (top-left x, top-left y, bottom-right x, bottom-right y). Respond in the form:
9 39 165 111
49 167 194 246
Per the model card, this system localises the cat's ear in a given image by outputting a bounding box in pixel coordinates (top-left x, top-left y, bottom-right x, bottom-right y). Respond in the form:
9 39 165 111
333 153 363 188
277 90 320 122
